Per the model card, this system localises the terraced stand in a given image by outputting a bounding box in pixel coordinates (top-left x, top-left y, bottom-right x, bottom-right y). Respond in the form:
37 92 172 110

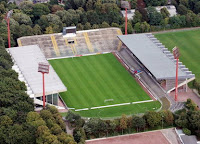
17 28 122 59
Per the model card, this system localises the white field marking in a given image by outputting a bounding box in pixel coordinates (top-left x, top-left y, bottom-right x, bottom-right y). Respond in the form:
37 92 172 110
91 102 131 109
73 100 154 111
68 108 75 110
131 99 153 104
47 52 111 60
75 108 89 111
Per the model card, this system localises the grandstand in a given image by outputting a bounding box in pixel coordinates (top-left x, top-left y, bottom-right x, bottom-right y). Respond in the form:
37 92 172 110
7 45 67 110
17 28 122 59
117 33 195 94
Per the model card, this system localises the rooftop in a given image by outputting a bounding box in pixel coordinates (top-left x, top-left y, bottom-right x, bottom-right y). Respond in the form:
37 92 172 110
118 34 194 80
121 5 177 20
7 45 67 97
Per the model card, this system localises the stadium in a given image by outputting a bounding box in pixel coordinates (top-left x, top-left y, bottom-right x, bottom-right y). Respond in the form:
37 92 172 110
7 27 195 117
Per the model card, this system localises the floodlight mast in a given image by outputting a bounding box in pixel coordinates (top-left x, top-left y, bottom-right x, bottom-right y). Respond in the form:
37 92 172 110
173 47 180 101
38 63 49 108
125 8 127 35
121 1 131 35
5 10 13 48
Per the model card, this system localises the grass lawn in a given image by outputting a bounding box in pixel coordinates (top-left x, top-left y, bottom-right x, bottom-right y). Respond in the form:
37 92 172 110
154 29 200 82
49 53 160 117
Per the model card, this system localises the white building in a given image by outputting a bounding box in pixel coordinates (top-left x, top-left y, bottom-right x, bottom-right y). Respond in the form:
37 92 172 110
121 5 177 20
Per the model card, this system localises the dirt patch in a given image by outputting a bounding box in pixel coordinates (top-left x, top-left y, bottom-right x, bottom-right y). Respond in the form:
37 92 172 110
86 130 171 144
169 88 200 108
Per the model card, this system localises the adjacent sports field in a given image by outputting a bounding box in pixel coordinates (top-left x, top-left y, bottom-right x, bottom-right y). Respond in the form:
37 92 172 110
49 53 161 117
155 29 200 82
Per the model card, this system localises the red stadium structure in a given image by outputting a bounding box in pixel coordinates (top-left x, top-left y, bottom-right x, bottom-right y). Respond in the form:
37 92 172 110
38 62 49 108
121 1 131 35
5 10 13 48
173 47 180 101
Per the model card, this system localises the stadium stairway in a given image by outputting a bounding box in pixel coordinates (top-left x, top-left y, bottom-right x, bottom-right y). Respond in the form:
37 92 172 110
117 48 184 111
17 28 122 59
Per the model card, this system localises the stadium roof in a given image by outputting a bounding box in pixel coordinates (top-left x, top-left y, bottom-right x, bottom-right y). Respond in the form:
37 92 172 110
7 45 67 97
118 34 194 80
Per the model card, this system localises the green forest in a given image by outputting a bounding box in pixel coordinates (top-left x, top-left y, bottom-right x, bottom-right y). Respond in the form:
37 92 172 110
1 0 200 143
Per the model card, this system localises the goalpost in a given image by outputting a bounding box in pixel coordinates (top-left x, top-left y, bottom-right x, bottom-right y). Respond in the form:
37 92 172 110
104 99 114 103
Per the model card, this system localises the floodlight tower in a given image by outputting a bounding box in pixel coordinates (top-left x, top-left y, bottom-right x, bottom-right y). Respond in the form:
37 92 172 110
38 62 49 108
173 47 180 101
121 1 131 35
5 10 13 48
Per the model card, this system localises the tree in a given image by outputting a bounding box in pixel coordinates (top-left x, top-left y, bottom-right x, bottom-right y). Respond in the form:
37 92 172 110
100 21 110 28
111 22 119 27
51 5 64 14
92 24 99 29
77 23 84 30
132 116 146 132
120 114 128 134
169 16 182 28
185 99 198 111
33 24 42 35
185 11 197 27
177 4 188 15
51 124 63 135
3 124 34 144
180 0 189 7
86 10 100 25
194 1 200 14
175 112 188 128
147 6 163 25
86 0 93 11
26 111 46 129
130 0 137 9
49 0 58 5
138 8 149 22
74 0 86 9
162 110 174 126
145 111 162 127
45 14 62 32
65 110 82 127
56 10 73 26
144 0 167 6
160 17 169 29
45 26 54 34
160 7 170 18
18 24 33 37
18 1 34 17
36 125 59 144
84 118 101 137
133 10 142 25
0 3 6 15
73 127 86 143
188 111 200 130
0 115 13 127
134 22 141 33
12 13 32 25
137 0 146 9
140 21 150 32
57 132 76 144
84 22 91 30
33 3 50 19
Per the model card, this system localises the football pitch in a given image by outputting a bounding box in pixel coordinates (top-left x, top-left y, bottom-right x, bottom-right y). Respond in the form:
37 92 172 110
155 29 200 82
49 53 161 117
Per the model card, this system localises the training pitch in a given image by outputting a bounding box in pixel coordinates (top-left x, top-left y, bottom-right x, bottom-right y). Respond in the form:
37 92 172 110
49 53 161 117
155 29 200 82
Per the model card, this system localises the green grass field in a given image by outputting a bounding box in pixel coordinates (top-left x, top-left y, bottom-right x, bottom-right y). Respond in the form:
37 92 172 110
49 53 161 117
155 29 200 82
